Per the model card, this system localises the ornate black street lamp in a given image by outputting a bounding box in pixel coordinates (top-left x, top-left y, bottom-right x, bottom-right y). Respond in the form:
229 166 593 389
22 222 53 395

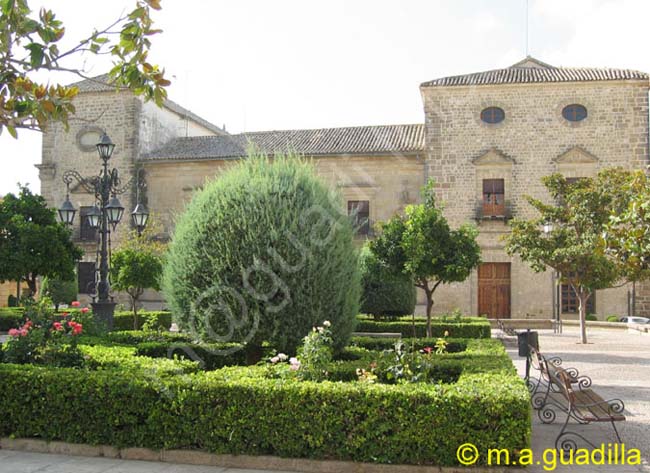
58 133 148 329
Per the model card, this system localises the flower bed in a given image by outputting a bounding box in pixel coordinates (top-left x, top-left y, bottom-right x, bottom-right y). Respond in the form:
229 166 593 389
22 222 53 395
0 335 529 466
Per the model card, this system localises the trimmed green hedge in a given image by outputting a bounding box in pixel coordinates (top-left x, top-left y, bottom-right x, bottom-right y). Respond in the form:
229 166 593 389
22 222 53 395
0 310 172 332
0 340 529 466
0 312 23 331
350 337 467 353
355 318 491 339
135 341 247 370
113 311 172 331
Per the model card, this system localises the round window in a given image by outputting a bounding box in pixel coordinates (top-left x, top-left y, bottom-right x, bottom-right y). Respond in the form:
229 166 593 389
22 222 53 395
480 107 505 124
76 128 104 152
562 104 587 122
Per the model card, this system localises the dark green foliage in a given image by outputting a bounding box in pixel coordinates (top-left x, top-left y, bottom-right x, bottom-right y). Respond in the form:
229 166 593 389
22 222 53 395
163 154 360 353
135 342 248 370
585 314 598 321
359 245 415 318
0 337 529 466
40 276 77 310
355 319 491 339
0 311 23 331
112 311 172 331
0 186 82 295
7 294 18 307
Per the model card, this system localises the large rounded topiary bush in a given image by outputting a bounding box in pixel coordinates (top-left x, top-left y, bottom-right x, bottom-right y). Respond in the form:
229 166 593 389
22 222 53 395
359 245 416 319
163 154 359 357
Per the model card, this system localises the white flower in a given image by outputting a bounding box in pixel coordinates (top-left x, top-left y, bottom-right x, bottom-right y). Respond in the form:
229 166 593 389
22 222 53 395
270 356 280 364
277 353 288 362
317 327 325 334
289 357 299 365
323 320 331 327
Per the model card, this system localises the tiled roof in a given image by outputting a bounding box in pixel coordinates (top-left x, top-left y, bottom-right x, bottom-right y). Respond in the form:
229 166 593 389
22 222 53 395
70 74 225 135
421 56 649 87
143 124 425 161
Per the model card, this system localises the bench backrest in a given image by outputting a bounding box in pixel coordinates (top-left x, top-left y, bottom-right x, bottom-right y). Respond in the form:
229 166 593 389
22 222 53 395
547 363 576 405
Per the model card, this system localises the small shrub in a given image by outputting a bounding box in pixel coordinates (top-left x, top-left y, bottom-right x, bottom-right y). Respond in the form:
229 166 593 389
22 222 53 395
7 294 18 307
297 321 333 381
359 245 415 319
606 315 620 323
40 277 77 311
586 314 598 321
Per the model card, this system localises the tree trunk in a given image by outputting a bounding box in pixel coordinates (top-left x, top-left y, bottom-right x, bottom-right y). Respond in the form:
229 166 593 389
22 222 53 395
425 288 434 338
131 294 139 330
16 280 21 301
26 275 37 297
577 289 590 344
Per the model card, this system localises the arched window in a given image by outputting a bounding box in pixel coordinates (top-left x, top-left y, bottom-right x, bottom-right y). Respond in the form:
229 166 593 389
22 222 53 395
480 107 505 124
562 104 588 122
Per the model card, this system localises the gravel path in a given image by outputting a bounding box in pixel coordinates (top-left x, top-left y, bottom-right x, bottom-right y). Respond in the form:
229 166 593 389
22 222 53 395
502 327 650 472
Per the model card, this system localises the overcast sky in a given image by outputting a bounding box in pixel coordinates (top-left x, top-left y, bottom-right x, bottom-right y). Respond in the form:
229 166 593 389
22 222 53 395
1 0 649 195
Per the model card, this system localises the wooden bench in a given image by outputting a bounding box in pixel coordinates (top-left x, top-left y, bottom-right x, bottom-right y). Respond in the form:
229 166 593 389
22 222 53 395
528 345 592 408
539 361 625 451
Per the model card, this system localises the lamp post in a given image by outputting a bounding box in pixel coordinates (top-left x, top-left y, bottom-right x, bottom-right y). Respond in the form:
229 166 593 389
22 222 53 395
58 134 149 329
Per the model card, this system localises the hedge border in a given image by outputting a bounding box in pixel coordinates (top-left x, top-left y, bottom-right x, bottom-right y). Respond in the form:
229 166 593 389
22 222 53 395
0 338 529 466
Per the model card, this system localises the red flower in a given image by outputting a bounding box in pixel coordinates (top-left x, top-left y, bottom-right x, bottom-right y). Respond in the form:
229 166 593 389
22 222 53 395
71 301 80 307
72 323 83 336
52 322 63 331
62 312 69 317
80 307 89 314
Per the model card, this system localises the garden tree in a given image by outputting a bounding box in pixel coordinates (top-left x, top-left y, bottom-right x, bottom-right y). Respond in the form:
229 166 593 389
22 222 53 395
358 244 416 319
40 276 77 311
0 0 170 137
0 185 82 296
370 180 481 338
505 171 631 344
111 223 165 330
604 170 650 283
163 153 360 361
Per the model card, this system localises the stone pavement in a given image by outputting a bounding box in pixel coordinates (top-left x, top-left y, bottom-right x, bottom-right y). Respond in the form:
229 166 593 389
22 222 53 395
0 449 294 473
503 327 650 472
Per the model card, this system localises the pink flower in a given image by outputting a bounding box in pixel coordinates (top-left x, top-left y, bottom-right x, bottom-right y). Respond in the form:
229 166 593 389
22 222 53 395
80 307 89 314
62 312 69 317
72 323 83 336
52 322 63 331
71 301 80 307
8 329 19 337
422 347 433 354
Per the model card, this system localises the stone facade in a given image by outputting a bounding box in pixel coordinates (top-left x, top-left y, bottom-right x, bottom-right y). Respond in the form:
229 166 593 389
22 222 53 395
421 66 649 318
38 59 650 318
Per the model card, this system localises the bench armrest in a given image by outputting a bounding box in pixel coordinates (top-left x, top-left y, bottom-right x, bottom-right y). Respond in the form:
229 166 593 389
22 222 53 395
574 398 625 415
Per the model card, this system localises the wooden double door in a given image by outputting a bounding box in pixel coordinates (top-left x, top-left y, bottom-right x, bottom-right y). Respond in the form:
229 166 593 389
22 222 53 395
478 263 511 318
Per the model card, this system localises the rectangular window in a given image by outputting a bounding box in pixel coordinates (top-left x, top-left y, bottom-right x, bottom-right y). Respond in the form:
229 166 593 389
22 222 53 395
78 262 96 295
561 283 595 314
79 206 97 241
347 200 370 236
482 179 505 216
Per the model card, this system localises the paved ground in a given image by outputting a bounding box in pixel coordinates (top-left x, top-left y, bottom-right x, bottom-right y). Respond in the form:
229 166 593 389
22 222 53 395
1 327 649 472
503 327 650 472
0 450 294 473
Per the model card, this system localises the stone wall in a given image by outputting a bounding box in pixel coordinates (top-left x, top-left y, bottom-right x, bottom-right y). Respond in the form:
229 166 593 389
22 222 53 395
421 79 649 318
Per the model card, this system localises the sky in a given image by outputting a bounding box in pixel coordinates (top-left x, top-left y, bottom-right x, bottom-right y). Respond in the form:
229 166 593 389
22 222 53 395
1 0 649 195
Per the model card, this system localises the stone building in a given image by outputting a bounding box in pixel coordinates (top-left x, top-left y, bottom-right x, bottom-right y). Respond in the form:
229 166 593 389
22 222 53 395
38 57 650 318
